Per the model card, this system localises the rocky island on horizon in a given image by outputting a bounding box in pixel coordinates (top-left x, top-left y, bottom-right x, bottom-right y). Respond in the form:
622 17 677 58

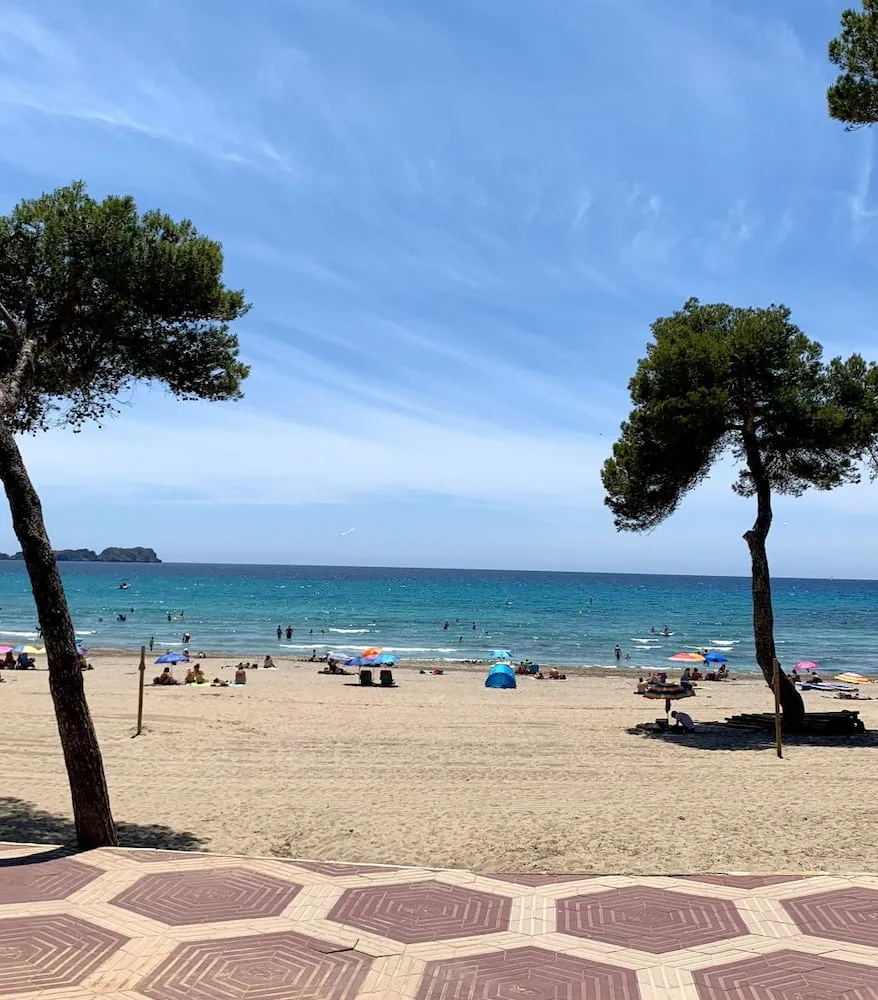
0 547 161 563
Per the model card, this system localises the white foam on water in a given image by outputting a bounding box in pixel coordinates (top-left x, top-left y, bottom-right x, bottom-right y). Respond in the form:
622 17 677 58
382 647 458 653
279 643 348 651
328 628 371 634
2 631 38 638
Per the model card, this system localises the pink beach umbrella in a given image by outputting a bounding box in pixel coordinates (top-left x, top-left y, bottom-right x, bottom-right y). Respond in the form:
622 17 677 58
669 652 705 662
0 645 12 655
793 661 820 672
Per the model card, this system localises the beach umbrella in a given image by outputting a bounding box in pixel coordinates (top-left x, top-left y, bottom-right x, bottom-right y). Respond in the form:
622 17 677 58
794 661 820 672
704 652 727 663
490 649 512 660
361 646 383 658
835 672 871 684
345 653 397 666
154 652 189 664
75 645 88 656
0 645 13 655
643 681 695 717
14 645 43 655
669 652 705 662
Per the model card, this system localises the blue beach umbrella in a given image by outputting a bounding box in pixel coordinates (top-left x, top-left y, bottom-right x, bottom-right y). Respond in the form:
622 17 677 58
155 652 189 664
490 649 512 660
345 653 397 666
76 645 88 656
704 652 727 664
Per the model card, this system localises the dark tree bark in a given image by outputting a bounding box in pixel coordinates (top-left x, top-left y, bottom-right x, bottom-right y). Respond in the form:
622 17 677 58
742 431 806 729
0 425 116 847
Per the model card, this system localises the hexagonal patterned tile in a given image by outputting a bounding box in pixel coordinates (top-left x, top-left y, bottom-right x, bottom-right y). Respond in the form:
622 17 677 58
0 913 126 995
417 945 640 1000
289 860 400 876
679 875 803 889
328 879 511 943
0 855 102 903
782 887 878 948
138 929 371 1000
692 948 878 999
556 886 748 954
482 874 594 886
109 866 302 925
109 849 209 864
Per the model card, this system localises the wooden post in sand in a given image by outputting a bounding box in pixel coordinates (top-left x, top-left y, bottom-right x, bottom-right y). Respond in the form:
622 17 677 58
772 657 783 759
136 645 146 737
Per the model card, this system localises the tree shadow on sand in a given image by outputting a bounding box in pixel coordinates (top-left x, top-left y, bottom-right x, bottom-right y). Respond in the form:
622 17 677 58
0 797 206 852
627 722 878 752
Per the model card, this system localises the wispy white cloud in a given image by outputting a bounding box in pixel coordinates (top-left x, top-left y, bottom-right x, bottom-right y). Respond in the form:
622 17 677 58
0 5 292 171
18 403 608 510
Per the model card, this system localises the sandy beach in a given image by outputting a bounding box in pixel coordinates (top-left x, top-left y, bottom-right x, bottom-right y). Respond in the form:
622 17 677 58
2 652 877 874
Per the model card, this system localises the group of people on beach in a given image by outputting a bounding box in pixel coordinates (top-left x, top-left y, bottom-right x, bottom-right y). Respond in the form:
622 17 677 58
515 661 567 680
0 650 35 670
153 654 277 688
635 664 728 694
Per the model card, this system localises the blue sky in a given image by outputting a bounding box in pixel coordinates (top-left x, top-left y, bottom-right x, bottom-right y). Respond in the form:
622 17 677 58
1 0 877 575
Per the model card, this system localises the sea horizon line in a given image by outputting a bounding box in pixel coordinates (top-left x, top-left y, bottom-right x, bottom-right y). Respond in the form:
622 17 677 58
5 560 873 583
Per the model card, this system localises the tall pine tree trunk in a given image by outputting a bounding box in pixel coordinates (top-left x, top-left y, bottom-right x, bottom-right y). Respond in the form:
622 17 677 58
742 432 806 730
0 426 116 848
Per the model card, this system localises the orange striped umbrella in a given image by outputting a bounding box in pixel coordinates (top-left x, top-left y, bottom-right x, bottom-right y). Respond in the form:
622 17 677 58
361 646 383 658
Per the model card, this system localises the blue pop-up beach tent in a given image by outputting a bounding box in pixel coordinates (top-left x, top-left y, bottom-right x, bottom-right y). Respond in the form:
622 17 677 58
485 663 517 689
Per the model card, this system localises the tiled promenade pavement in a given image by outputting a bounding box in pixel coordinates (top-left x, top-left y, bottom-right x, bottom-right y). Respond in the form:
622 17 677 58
3 844 878 999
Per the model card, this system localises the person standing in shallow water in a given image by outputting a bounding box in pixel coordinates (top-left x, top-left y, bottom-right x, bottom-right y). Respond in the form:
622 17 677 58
614 643 622 662
285 626 293 640
276 625 282 640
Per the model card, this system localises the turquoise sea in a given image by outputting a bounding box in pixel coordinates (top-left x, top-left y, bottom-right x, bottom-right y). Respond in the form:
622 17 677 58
0 563 876 674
